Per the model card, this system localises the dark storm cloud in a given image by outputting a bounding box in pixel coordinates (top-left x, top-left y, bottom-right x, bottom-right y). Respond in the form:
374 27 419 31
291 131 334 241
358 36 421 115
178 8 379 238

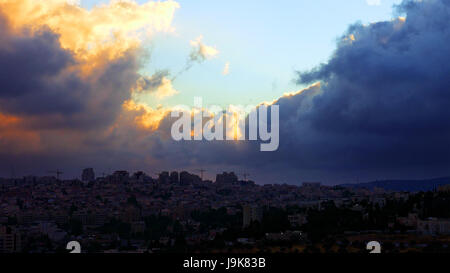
282 0 450 179
0 18 83 115
0 13 139 130
150 0 450 184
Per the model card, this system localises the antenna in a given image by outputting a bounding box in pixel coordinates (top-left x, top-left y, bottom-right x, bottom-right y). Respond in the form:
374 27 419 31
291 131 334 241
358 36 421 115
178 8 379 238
194 169 206 180
47 169 63 180
241 173 250 181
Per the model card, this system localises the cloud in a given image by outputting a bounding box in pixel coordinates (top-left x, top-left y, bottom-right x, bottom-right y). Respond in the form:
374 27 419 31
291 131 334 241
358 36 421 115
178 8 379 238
0 17 146 130
189 35 220 62
66 0 80 6
133 70 179 99
172 34 220 79
222 62 230 75
0 1 180 174
0 0 180 67
122 100 172 130
0 0 180 128
281 0 450 181
151 77 178 99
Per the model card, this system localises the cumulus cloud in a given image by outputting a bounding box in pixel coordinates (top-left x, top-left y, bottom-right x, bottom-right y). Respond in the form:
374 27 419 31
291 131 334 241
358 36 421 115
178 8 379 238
0 17 147 131
0 0 179 126
0 1 180 175
0 0 180 129
0 0 180 64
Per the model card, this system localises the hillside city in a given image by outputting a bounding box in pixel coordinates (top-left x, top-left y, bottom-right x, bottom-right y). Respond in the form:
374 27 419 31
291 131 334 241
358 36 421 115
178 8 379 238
1 169 450 253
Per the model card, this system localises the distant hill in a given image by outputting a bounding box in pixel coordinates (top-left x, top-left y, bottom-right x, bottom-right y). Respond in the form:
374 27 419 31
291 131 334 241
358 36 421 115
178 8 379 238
339 177 450 192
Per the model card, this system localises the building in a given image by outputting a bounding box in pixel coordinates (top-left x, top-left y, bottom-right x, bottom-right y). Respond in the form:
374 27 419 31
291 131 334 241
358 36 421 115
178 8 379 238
81 168 95 182
72 212 107 227
159 172 170 183
131 221 146 234
242 205 263 228
288 214 308 227
0 226 21 253
112 171 129 183
132 171 146 182
38 222 67 242
417 218 450 235
302 182 321 189
179 171 201 185
216 172 238 184
438 184 450 193
120 206 141 223
170 171 179 184
397 213 419 228
265 231 302 241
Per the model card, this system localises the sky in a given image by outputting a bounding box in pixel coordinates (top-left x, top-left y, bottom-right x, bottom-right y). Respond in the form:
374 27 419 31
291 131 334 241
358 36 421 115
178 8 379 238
82 0 403 108
0 0 449 185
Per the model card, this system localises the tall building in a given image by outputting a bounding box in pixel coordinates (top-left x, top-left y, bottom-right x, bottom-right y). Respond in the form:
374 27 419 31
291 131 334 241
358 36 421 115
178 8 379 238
112 171 129 183
81 168 95 182
180 171 201 185
0 226 21 253
170 171 179 184
216 172 238 184
242 205 263 228
132 171 146 182
159 172 170 183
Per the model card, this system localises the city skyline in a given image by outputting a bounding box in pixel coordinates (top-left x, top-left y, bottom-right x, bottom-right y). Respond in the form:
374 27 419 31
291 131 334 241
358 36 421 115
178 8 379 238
2 167 450 191
2 162 450 254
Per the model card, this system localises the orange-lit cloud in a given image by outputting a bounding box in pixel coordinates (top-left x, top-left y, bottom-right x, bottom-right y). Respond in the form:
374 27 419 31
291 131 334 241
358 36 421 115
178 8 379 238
0 0 179 68
122 100 171 130
0 113 43 154
151 77 179 99
0 113 20 127
0 0 182 133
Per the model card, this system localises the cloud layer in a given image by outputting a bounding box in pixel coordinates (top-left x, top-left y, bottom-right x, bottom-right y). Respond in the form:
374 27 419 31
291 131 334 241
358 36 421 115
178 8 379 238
0 1 179 175
1 0 450 185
